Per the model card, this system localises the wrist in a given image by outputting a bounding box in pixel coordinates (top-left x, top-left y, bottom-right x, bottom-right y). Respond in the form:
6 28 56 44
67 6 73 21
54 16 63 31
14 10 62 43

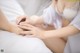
3 23 12 32
8 24 15 32
40 30 48 39
30 15 39 24
10 24 22 34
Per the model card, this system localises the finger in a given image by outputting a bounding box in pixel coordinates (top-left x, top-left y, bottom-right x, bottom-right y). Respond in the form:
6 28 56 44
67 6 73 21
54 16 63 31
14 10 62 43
16 16 27 25
25 35 38 38
16 17 25 25
19 22 39 31
20 31 32 35
19 25 33 31
16 16 23 24
24 24 40 30
19 22 33 28
19 22 32 29
25 19 31 24
20 23 36 28
19 22 27 25
19 22 28 27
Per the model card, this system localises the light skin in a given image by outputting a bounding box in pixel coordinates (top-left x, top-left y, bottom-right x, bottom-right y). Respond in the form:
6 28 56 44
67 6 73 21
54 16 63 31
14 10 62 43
0 10 28 35
17 0 80 53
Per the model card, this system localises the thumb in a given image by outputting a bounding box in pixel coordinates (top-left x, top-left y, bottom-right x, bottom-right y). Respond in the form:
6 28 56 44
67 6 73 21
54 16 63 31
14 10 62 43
16 16 27 25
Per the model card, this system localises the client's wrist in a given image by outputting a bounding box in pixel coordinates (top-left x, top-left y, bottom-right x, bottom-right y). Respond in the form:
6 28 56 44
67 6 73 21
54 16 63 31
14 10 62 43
9 24 22 34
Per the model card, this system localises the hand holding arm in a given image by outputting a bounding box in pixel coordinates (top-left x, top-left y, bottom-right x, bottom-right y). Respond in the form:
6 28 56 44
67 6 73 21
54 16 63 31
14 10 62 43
0 10 27 35
16 15 44 25
19 22 80 39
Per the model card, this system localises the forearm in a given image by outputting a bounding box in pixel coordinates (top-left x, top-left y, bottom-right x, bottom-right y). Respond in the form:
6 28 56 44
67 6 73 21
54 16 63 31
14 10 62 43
44 25 80 38
30 15 44 25
0 10 12 31
35 16 44 24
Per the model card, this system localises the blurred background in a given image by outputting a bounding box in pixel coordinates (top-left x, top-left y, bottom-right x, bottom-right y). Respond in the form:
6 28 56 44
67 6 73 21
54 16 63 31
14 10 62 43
0 0 51 22
17 0 51 16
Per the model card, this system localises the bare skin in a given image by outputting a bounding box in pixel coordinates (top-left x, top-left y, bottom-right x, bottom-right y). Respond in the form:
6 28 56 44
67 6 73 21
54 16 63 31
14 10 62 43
42 18 69 53
17 0 79 53
18 16 70 53
41 1 76 53
0 10 27 35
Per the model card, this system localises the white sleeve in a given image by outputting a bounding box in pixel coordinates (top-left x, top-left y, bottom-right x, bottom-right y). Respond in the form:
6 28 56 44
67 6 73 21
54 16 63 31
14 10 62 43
42 6 62 29
70 8 80 30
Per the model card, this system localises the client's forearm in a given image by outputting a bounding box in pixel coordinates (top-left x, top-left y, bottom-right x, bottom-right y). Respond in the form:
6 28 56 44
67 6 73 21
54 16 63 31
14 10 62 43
0 10 12 31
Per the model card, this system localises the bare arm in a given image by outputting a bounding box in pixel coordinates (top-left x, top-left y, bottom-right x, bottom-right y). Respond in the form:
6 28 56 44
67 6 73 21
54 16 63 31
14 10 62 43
29 15 44 25
44 25 80 38
19 18 78 39
0 10 12 31
0 10 24 34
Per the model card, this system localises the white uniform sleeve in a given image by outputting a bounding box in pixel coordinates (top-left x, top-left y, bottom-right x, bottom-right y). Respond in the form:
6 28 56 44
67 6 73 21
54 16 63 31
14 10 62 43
70 8 80 30
42 6 62 29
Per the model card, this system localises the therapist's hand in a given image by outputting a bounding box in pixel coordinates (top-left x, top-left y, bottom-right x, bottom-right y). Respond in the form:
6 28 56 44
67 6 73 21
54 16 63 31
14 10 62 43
10 24 29 35
19 22 46 39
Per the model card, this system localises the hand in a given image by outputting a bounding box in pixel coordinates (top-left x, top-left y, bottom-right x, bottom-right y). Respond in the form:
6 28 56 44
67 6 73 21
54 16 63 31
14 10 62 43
29 15 41 25
10 24 30 35
16 16 29 25
19 22 46 39
16 15 41 25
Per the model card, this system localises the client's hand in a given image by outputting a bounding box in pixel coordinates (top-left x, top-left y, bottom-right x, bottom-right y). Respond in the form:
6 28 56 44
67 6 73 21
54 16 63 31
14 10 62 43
16 16 28 25
19 22 46 39
16 15 41 25
10 24 29 35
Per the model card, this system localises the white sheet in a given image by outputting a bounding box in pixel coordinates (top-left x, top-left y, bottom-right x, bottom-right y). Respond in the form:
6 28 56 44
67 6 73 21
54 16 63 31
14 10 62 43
0 30 52 53
17 0 51 16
